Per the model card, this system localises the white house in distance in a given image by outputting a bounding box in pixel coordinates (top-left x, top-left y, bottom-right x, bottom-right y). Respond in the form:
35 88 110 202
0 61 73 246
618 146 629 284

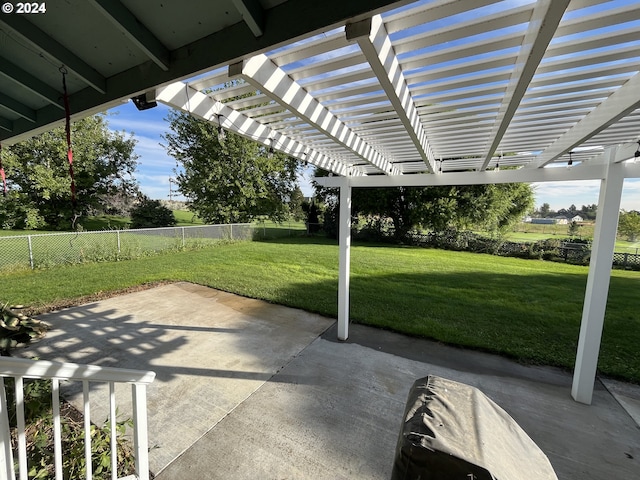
527 214 585 225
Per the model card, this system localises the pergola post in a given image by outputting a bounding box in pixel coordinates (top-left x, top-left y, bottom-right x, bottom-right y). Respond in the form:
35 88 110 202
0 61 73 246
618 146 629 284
572 148 624 404
338 183 352 340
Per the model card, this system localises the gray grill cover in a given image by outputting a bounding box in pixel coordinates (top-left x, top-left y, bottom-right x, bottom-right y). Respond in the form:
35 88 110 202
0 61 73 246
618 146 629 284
391 376 558 480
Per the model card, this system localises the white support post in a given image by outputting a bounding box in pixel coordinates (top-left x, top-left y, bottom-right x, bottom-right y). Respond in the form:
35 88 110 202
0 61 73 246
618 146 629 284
132 383 151 480
338 183 352 340
572 149 624 404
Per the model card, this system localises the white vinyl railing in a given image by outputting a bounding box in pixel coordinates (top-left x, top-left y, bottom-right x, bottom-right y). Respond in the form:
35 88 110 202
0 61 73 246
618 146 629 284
0 357 155 480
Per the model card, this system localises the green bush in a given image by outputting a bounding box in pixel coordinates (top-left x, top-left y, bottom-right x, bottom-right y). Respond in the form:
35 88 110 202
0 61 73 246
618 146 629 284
130 196 176 229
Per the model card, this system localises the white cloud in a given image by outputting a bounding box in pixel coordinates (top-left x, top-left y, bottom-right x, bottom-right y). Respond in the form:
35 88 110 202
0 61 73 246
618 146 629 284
532 178 640 211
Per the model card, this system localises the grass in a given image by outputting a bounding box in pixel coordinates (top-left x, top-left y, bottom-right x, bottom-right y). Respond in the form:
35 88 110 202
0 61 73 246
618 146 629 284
172 210 204 226
1 236 639 384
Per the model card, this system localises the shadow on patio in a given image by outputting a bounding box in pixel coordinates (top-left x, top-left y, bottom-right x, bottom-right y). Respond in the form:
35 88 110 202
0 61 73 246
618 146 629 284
18 282 640 479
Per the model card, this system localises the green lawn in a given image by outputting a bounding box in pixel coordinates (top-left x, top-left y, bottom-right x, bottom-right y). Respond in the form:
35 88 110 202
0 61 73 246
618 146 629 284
172 210 204 226
2 237 639 384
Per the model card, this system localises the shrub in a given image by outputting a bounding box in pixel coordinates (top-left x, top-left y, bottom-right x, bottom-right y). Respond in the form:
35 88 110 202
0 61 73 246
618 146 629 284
0 303 49 355
130 196 176 229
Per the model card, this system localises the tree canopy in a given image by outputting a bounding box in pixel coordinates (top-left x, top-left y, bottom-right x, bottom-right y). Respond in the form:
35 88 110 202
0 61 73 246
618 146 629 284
314 169 534 240
163 110 299 224
617 210 640 242
1 115 138 230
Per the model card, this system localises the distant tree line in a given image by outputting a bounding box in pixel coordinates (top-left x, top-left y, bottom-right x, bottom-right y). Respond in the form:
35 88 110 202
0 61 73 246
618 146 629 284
535 202 597 220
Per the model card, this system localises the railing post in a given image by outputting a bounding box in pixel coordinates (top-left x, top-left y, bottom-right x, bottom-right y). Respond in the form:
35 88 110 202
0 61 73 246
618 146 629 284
52 379 63 480
109 382 117 480
83 381 92 480
27 235 34 269
0 377 16 480
15 376 27 480
132 384 150 480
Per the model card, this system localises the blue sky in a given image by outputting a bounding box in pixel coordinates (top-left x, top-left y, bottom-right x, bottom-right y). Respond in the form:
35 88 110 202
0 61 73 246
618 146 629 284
106 100 640 212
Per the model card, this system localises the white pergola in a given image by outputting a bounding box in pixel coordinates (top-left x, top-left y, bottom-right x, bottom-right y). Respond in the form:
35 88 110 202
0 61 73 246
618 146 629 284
2 0 640 405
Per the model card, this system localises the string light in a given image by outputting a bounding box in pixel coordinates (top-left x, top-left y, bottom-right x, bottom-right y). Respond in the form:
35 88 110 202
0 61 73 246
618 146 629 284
216 115 226 144
267 138 275 158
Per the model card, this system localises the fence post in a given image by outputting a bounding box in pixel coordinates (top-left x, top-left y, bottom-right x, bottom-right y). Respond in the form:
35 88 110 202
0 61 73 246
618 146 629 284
623 253 628 269
27 235 34 270
230 224 233 240
117 230 121 254
182 227 185 248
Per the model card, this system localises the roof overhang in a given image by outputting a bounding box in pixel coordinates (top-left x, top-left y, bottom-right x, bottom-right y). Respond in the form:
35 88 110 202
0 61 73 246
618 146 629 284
0 0 409 144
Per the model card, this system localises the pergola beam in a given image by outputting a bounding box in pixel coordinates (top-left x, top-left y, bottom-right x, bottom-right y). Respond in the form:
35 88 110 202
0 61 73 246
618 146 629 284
231 0 265 37
315 161 626 188
230 54 401 175
347 15 436 174
156 82 352 177
534 71 640 167
0 117 13 133
0 15 106 93
480 0 569 170
0 93 36 122
0 57 64 109
88 0 170 71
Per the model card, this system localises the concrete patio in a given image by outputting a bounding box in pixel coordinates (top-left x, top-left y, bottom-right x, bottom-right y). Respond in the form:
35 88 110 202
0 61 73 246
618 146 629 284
19 282 640 479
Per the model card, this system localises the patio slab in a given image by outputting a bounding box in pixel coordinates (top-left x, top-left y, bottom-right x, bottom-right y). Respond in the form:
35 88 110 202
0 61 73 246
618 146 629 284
19 283 640 479
20 282 334 473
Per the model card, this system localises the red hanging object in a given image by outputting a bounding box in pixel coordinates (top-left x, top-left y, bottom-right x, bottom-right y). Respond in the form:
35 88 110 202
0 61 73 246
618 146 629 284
61 68 76 207
0 142 6 197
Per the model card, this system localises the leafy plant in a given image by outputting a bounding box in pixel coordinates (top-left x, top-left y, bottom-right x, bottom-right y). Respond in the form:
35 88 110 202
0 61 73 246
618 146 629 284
0 303 49 355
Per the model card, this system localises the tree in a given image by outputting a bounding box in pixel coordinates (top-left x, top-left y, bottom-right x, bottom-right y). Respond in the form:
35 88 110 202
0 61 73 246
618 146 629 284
539 202 551 217
618 210 640 241
580 204 597 221
2 115 138 229
163 110 299 224
289 186 305 222
568 221 582 237
130 195 176 228
314 169 534 240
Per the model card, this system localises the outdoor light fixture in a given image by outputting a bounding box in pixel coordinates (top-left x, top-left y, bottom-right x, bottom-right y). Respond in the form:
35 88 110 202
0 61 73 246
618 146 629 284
495 155 501 172
217 115 226 144
635 141 640 161
131 91 157 111
567 151 574 169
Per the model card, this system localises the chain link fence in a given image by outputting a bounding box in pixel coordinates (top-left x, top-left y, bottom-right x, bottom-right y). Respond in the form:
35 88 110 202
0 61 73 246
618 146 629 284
0 224 254 272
